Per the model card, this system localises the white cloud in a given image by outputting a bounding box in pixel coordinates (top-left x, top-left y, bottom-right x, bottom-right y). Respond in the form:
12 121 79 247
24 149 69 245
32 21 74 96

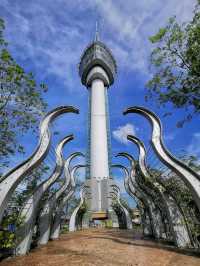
1 0 89 90
1 0 196 85
164 133 175 142
112 123 136 144
186 133 200 157
90 0 196 75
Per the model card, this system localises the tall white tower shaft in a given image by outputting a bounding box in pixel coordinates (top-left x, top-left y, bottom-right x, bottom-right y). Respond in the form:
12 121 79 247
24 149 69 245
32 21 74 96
90 78 109 179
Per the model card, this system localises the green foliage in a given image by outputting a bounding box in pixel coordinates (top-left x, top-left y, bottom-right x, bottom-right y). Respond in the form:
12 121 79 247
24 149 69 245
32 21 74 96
61 224 69 233
105 219 113 228
149 27 168 43
180 154 200 172
0 18 48 170
149 154 200 205
78 200 88 214
0 164 50 249
0 213 24 248
14 164 50 207
146 1 200 127
149 154 200 245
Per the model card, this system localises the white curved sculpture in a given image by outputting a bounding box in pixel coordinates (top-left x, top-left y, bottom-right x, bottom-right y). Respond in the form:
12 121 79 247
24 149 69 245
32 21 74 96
53 165 86 234
124 106 200 213
16 135 74 255
116 154 162 239
50 189 74 239
111 165 133 230
122 144 168 239
0 106 78 224
69 186 86 232
112 162 153 237
127 135 191 247
137 201 152 236
116 186 133 230
128 178 154 236
37 152 84 245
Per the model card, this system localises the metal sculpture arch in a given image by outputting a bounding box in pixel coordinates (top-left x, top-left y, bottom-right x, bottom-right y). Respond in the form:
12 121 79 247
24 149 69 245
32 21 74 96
111 164 133 229
50 164 87 238
127 135 191 247
0 106 79 223
69 185 86 232
116 154 163 239
67 165 87 232
124 106 200 213
37 152 84 245
16 135 74 255
121 141 171 240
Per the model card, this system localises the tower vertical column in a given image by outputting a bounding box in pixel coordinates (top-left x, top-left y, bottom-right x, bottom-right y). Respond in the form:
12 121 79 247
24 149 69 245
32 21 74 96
87 67 110 212
90 79 109 179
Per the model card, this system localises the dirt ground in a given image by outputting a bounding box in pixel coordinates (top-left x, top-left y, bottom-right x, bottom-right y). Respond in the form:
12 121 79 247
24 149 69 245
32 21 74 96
1 229 200 266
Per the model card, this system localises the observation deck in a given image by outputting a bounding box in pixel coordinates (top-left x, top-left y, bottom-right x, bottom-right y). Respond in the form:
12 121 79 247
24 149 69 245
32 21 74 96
79 40 117 86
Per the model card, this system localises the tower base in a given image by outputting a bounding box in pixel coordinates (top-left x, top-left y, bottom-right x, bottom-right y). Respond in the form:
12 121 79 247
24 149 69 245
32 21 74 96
69 207 125 231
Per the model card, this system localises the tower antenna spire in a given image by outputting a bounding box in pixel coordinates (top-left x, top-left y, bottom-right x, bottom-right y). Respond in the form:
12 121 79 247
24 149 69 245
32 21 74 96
95 21 100 42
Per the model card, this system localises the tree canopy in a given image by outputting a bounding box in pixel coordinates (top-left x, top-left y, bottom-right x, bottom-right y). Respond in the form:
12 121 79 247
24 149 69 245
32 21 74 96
146 0 200 127
0 18 48 171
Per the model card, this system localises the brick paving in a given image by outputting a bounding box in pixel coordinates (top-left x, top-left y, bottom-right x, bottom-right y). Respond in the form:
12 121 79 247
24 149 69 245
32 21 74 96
1 229 200 266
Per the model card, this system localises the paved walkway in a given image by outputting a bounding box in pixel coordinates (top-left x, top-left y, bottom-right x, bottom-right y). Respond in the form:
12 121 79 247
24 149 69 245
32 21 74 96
1 229 200 266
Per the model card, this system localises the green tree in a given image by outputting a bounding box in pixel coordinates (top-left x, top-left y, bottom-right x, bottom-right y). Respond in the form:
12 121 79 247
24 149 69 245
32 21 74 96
146 1 200 127
149 154 200 246
0 18 48 170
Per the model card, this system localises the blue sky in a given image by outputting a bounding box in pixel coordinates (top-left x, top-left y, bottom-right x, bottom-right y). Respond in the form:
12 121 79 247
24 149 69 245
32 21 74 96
0 0 199 207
